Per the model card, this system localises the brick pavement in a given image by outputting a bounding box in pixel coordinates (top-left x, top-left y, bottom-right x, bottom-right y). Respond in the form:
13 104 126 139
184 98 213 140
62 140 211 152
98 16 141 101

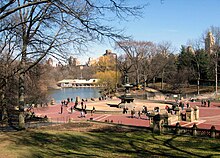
33 100 220 130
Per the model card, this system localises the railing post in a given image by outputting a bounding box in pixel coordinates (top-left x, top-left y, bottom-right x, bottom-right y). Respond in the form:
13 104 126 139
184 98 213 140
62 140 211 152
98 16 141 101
210 126 216 138
192 124 197 136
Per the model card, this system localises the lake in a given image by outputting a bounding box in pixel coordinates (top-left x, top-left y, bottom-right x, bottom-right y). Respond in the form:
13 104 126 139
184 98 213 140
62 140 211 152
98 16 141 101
48 87 101 104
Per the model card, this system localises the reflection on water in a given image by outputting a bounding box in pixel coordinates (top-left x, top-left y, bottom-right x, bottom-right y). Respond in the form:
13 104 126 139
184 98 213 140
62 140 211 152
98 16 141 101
48 87 101 103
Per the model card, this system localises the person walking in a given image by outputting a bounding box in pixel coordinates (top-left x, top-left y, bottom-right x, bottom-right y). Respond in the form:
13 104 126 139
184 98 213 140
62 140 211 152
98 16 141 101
81 101 84 110
60 105 63 114
186 103 190 108
131 109 134 118
208 100 211 107
204 100 207 107
91 106 95 116
138 110 141 119
201 100 204 107
181 102 184 110
70 106 73 113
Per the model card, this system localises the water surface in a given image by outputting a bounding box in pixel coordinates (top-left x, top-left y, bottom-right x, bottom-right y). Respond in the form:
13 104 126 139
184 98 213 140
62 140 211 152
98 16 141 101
48 87 101 103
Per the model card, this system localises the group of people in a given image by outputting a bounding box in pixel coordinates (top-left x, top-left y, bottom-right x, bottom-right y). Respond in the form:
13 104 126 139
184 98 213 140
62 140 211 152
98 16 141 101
61 98 71 107
122 107 128 114
60 98 74 114
59 97 96 117
79 100 87 117
124 105 149 119
201 99 211 107
77 99 96 117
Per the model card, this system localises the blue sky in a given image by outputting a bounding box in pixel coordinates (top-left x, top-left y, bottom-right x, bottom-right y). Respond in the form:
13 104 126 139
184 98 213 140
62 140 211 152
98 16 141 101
78 0 220 64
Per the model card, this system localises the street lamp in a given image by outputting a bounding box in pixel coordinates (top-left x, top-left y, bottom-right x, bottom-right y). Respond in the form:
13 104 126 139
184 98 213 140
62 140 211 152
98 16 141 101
112 53 118 92
212 45 220 95
214 46 219 95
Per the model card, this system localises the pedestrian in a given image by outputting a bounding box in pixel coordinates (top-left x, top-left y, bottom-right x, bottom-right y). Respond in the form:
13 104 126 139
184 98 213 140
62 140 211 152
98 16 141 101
201 100 204 107
123 107 127 114
81 101 84 110
165 105 169 112
208 100 211 107
179 102 182 108
133 107 136 118
123 107 126 114
138 110 141 119
91 109 93 116
142 106 145 114
204 100 207 107
131 109 134 118
60 105 63 114
70 106 73 113
91 106 95 116
181 102 184 110
80 110 85 117
144 106 148 114
186 103 190 108
125 107 128 114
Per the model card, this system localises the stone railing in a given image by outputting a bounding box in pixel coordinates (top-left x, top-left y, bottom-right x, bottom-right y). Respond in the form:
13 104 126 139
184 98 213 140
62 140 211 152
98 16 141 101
161 123 220 139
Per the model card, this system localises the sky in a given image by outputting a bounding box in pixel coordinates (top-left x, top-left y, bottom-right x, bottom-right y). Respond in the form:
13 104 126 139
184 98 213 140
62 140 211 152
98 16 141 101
77 0 220 64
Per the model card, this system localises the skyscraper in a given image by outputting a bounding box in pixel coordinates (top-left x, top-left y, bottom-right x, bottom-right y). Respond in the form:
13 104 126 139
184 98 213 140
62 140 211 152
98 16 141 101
205 31 215 54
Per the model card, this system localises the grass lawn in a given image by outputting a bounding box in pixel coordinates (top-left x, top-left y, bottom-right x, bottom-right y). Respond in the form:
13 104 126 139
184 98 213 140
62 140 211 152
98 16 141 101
0 122 220 158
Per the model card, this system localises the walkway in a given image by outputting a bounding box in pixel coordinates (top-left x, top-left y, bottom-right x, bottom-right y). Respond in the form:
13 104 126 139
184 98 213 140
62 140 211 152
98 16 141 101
33 99 220 130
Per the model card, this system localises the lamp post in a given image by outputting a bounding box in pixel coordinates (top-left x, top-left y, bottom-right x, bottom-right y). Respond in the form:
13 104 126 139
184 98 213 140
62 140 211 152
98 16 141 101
215 48 218 95
112 53 118 92
213 45 220 95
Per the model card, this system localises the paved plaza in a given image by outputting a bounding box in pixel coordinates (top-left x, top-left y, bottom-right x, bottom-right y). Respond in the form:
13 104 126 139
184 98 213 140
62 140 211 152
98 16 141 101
33 98 220 130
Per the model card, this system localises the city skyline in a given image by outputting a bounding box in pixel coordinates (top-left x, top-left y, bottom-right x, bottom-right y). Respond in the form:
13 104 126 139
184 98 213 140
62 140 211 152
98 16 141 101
77 0 220 64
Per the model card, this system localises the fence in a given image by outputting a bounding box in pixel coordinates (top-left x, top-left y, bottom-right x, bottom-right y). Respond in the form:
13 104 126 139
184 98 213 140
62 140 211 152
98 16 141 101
25 115 72 129
162 123 220 139
0 115 75 130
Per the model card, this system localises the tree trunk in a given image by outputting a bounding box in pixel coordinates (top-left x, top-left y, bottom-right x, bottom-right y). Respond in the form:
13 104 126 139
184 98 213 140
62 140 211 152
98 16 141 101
18 41 27 129
136 68 139 85
18 70 25 129
216 53 218 95
143 71 146 91
1 91 8 126
161 69 164 90
196 70 200 95
197 63 200 95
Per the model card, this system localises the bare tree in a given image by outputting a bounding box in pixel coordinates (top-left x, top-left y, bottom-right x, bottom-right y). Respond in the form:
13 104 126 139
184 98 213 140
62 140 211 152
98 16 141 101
0 29 19 125
116 40 156 85
156 41 175 90
0 0 144 129
117 54 133 85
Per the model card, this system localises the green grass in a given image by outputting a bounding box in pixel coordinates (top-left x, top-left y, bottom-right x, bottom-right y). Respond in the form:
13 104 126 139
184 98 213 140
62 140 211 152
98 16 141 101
0 122 220 158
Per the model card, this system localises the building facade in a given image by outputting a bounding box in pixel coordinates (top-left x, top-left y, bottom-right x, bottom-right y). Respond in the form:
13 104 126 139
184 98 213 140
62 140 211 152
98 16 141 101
205 31 215 54
57 79 99 88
